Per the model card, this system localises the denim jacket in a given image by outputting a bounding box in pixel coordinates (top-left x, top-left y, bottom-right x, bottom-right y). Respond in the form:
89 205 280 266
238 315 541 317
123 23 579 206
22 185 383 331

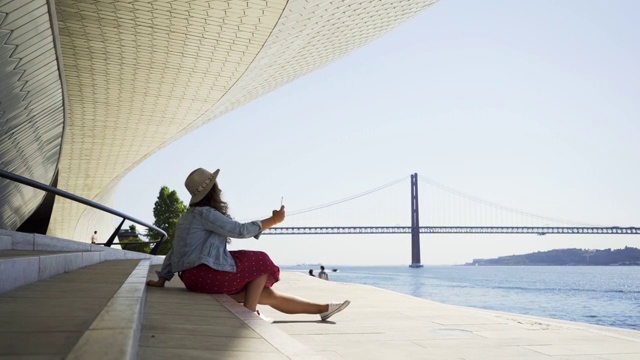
158 206 262 281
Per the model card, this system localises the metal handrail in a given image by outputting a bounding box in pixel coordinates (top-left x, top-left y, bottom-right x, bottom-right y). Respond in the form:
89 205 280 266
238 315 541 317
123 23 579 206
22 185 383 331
96 240 161 246
0 168 166 255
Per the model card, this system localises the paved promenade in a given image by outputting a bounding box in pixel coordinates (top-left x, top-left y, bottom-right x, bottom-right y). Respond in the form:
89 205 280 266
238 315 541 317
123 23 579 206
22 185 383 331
140 266 640 359
3 257 637 359
259 272 640 360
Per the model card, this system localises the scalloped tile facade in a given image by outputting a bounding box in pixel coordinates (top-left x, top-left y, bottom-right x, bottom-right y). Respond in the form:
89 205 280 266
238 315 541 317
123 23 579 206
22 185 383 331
0 0 437 240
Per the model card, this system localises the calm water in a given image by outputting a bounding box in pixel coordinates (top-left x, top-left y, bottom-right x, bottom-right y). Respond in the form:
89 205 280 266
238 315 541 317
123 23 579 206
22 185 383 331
282 265 640 330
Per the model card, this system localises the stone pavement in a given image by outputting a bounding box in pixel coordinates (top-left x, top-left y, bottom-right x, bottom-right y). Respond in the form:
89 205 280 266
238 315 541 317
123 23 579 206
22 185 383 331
258 272 640 360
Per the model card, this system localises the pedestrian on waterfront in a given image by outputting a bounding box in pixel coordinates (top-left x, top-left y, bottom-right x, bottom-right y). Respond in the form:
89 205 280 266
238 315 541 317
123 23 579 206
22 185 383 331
91 230 98 244
308 269 315 277
318 265 329 281
146 168 350 322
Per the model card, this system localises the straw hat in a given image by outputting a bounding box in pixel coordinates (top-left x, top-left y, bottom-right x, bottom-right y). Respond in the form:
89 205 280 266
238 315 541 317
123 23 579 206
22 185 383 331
185 168 220 205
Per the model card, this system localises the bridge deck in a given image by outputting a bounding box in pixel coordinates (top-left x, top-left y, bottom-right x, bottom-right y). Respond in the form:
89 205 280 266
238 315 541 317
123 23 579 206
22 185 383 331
265 226 640 235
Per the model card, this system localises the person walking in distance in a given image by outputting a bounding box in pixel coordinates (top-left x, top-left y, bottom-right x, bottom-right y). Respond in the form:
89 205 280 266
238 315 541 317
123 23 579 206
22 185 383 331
318 265 329 281
91 231 98 244
146 167 350 322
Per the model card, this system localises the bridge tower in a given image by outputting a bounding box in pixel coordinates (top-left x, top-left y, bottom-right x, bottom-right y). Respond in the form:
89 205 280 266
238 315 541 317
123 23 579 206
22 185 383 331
409 173 424 268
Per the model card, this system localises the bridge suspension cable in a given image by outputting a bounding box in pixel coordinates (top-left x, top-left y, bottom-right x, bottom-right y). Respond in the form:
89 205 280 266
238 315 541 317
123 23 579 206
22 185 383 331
417 175 596 227
287 176 406 217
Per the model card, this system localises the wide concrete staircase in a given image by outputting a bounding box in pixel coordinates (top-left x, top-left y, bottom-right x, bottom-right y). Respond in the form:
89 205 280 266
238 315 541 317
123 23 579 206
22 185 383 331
0 229 325 360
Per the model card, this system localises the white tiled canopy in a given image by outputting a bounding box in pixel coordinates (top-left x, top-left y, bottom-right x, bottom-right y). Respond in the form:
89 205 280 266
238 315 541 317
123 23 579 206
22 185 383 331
41 0 438 240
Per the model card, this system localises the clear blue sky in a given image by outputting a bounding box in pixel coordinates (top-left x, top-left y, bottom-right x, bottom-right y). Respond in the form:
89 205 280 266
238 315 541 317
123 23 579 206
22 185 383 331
115 0 640 265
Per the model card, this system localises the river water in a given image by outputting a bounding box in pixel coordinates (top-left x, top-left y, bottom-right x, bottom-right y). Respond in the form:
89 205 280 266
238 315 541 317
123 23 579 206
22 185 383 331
282 265 640 330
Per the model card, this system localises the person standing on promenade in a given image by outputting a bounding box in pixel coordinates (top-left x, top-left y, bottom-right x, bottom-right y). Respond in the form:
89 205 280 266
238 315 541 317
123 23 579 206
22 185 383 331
318 265 329 281
91 231 98 244
146 167 350 322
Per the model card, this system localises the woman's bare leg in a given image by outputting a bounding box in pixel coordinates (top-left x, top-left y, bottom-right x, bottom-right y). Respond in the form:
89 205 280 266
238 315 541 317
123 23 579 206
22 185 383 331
241 274 268 312
258 287 329 314
228 277 331 315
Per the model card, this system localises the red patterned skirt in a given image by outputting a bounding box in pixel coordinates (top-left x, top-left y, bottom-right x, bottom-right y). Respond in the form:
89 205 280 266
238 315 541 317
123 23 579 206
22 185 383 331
179 250 280 295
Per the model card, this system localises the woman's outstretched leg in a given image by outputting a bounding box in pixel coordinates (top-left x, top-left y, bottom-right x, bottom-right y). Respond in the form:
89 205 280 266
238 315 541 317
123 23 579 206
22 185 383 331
258 287 329 314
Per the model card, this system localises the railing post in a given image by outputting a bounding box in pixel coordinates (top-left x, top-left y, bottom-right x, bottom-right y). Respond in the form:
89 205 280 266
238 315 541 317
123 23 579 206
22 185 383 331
149 236 163 255
104 218 125 248
410 173 424 268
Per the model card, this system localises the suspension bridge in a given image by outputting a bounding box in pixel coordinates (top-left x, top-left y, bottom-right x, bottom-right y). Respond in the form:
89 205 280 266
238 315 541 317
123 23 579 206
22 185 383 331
263 173 639 267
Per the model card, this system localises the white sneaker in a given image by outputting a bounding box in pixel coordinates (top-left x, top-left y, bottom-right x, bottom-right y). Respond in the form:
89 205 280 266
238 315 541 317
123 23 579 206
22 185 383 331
255 310 273 323
320 300 351 321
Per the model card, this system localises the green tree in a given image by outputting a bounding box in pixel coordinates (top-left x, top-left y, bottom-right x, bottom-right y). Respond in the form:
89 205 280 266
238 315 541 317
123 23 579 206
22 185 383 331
119 237 150 254
148 186 187 255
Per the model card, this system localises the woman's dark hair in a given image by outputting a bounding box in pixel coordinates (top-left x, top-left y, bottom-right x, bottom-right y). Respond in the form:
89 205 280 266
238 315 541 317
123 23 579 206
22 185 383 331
190 182 229 216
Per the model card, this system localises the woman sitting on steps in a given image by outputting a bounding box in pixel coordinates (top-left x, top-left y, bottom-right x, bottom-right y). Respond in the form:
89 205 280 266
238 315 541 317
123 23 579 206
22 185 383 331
146 167 350 322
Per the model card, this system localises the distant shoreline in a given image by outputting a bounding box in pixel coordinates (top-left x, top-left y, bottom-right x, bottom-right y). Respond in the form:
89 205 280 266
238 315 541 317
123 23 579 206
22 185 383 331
464 247 640 266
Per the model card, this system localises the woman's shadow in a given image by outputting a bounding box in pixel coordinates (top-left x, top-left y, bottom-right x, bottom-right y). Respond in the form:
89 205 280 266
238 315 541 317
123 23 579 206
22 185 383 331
272 320 336 324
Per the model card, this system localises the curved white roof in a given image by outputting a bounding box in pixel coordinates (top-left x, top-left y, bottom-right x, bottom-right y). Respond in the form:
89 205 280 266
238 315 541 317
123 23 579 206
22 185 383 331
41 0 437 240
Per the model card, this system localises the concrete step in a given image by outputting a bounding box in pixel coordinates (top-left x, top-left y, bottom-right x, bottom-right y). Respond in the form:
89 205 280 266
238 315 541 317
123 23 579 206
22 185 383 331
0 228 163 295
0 250 103 294
0 258 150 359
0 228 161 259
0 234 9 250
138 265 326 360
